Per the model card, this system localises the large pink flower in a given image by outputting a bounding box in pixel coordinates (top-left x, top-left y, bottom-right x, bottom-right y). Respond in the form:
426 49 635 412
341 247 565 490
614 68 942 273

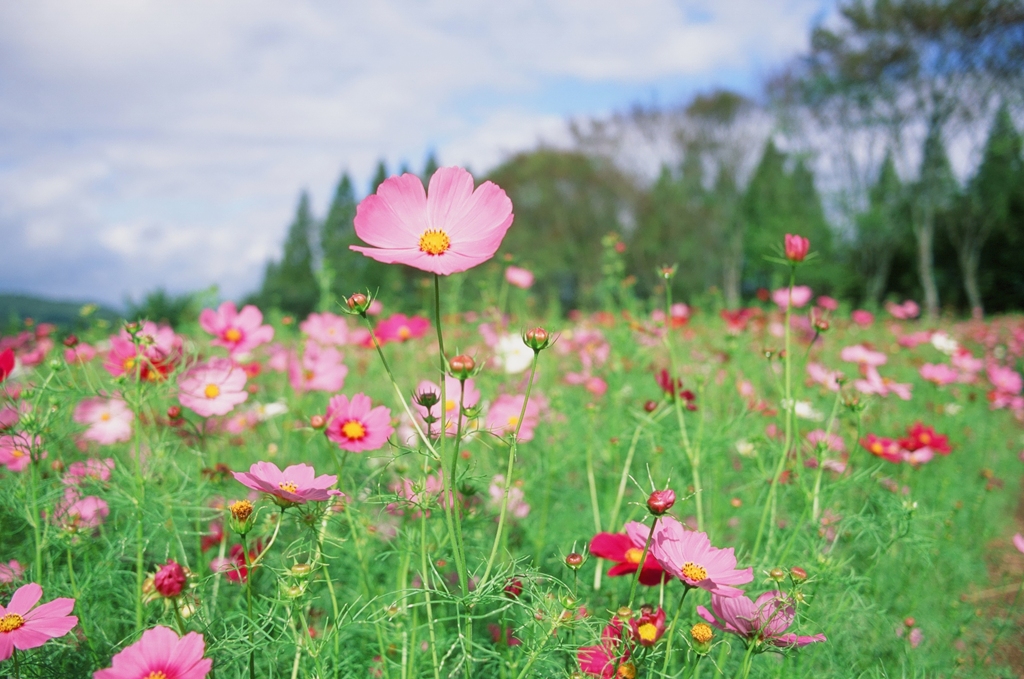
199 301 274 357
0 433 39 472
288 341 348 393
300 312 349 346
73 397 133 445
637 515 752 597
485 394 540 442
94 625 212 679
697 590 826 648
351 166 514 275
0 583 77 661
325 393 394 453
233 462 341 506
103 321 181 381
178 358 248 418
54 488 109 532
772 286 812 309
373 314 430 345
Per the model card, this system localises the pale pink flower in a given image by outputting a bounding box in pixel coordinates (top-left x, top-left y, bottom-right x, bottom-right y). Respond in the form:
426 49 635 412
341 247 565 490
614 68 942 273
53 488 109 532
288 341 348 393
772 286 812 309
886 300 920 320
199 301 274 357
0 560 24 583
64 458 114 486
351 166 514 275
816 295 838 311
919 363 958 386
0 433 42 472
300 312 349 346
266 343 290 372
64 343 96 364
233 461 340 506
898 331 932 348
697 590 826 648
0 583 77 661
854 366 912 400
1013 533 1024 554
413 377 481 437
94 625 212 679
505 266 534 289
489 474 530 518
851 309 875 327
178 358 248 417
325 393 394 453
987 365 1022 395
806 429 846 454
633 516 752 597
951 349 983 378
806 363 842 391
223 410 259 434
840 344 888 367
486 394 541 442
73 397 133 445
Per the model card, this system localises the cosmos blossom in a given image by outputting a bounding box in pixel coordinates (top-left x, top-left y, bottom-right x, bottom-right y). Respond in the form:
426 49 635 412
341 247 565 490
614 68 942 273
351 166 514 275
0 583 78 661
300 312 350 346
634 516 752 597
0 433 41 472
288 341 348 393
233 461 341 506
372 314 431 345
93 625 212 679
73 397 133 445
589 532 670 586
504 265 534 289
697 590 826 648
325 393 394 453
199 301 274 357
103 321 182 381
772 286 813 309
485 394 541 442
577 619 631 679
178 358 249 418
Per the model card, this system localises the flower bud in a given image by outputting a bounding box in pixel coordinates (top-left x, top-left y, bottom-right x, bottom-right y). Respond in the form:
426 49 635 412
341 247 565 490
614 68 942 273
448 354 476 379
643 400 658 413
504 577 523 599
229 499 255 535
689 622 714 653
616 606 633 619
784 234 810 263
167 406 182 420
63 335 79 348
790 566 807 582
769 567 786 582
290 563 312 578
347 293 371 314
904 616 916 628
658 265 677 280
647 489 675 516
154 560 187 598
523 327 551 352
414 389 441 410
310 414 326 430
565 552 584 569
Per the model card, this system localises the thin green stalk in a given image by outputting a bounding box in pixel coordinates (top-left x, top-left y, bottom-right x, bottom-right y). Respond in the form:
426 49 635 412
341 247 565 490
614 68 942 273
243 532 256 679
659 587 691 677
627 518 657 609
481 350 540 587
449 380 469 594
512 618 560 679
12 648 20 679
419 510 442 679
811 389 844 523
66 545 78 598
27 458 43 583
171 597 187 636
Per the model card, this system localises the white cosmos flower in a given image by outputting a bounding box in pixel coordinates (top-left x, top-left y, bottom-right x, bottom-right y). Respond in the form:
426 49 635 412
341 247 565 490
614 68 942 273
495 334 534 374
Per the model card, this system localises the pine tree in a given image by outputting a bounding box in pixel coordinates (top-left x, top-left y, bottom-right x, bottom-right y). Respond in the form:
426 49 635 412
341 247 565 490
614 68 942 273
422 151 440 183
370 160 388 194
259 192 320 317
912 116 959 318
321 172 359 304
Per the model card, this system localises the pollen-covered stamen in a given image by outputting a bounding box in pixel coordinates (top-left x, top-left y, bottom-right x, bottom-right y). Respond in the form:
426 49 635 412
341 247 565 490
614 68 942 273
398 326 411 340
0 612 25 633
100 412 111 421
624 547 644 565
143 672 169 679
682 561 708 582
204 384 221 399
690 622 714 644
637 622 658 643
224 328 242 342
506 415 520 427
419 229 451 255
341 420 367 441
870 442 883 455
279 481 298 494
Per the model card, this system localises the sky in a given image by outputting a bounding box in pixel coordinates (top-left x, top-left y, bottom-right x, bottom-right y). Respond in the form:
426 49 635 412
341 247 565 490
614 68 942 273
0 0 833 308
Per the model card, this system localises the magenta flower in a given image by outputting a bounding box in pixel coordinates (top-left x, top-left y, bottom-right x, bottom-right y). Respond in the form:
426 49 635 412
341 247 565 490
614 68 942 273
485 394 540 442
505 265 534 289
178 358 248 417
103 321 181 381
233 461 341 506
0 433 39 472
73 397 133 445
351 166 514 275
784 234 810 262
325 393 394 453
697 590 826 649
0 583 78 661
886 300 920 320
288 341 348 393
851 309 875 327
577 619 629 678
300 312 350 346
54 488 109 532
154 560 187 598
94 625 212 679
373 314 431 344
199 301 274 357
772 285 812 309
65 343 96 364
636 515 752 597
64 458 115 486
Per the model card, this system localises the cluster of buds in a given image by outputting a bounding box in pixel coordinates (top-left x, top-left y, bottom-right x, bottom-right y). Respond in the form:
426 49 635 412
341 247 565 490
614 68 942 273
523 327 552 352
283 562 312 599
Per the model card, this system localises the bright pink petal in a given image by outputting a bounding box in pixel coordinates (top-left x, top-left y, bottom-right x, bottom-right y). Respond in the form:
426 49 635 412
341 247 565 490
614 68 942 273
6 582 42 615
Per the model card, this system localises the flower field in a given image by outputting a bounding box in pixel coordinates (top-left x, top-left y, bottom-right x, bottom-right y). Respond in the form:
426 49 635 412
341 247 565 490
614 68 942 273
2 167 1024 678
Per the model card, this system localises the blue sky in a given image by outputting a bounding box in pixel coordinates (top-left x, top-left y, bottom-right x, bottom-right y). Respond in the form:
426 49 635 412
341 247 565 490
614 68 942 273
0 0 834 307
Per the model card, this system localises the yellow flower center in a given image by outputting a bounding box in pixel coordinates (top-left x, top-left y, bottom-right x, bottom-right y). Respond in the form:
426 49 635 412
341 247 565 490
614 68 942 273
419 229 451 256
870 442 882 454
690 622 713 644
100 412 111 421
616 663 637 679
304 370 315 381
398 326 411 340
919 433 931 444
204 384 221 399
446 399 456 412
124 358 136 371
506 415 519 428
11 449 25 458
624 547 644 565
143 672 169 679
279 481 298 494
637 622 658 643
0 613 25 633
682 562 708 582
224 328 242 342
341 420 367 441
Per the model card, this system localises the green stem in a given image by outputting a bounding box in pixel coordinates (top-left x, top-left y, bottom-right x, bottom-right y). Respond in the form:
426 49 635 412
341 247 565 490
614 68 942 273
664 280 702 531
481 350 540 588
419 509 442 679
659 587 691 677
27 459 42 584
12 648 20 679
627 518 657 609
811 389 844 523
243 532 256 679
66 545 78 598
512 618 560 679
172 596 187 636
449 381 469 595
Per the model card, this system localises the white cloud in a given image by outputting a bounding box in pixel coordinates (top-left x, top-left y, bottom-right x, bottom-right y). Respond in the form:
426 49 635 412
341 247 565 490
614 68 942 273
0 0 827 305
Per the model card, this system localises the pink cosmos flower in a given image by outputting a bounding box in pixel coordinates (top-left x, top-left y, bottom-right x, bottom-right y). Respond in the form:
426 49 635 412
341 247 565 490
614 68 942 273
840 344 888 366
54 488 109 532
373 314 431 345
94 625 212 679
635 515 752 597
300 312 349 346
851 309 875 327
1013 533 1024 554
806 363 842 391
413 377 481 436
73 397 133 445
488 474 529 518
288 341 348 393
233 461 340 506
0 583 77 661
0 560 24 584
64 458 115 486
697 591 826 648
64 343 96 364
806 429 846 454
0 433 39 472
325 393 394 453
860 434 903 464
951 349 983 379
505 265 534 289
651 303 691 328
920 363 958 386
0 406 19 431
886 300 920 320
589 532 671 586
577 619 630 679
772 286 812 309
178 358 248 418
266 343 290 372
103 321 181 381
898 331 933 348
485 394 540 442
987 365 1022 395
854 366 912 400
351 166 514 275
784 234 810 262
199 301 274 357
816 295 838 311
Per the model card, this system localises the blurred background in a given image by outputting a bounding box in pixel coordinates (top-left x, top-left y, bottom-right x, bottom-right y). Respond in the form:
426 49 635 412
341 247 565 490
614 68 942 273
2 0 1024 327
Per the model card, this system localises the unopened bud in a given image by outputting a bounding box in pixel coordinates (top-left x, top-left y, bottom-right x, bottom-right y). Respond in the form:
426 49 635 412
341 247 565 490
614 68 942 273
448 354 476 379
643 400 658 413
565 553 584 569
154 560 187 598
167 406 182 420
769 568 786 582
63 335 79 348
904 617 916 628
523 327 551 352
504 577 523 599
790 566 807 582
647 489 675 516
310 414 326 429
616 606 633 619
690 622 714 652
815 319 830 332
290 563 312 578
347 293 371 314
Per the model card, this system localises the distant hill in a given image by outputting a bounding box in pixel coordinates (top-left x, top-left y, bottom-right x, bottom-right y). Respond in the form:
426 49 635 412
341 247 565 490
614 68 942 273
0 293 121 332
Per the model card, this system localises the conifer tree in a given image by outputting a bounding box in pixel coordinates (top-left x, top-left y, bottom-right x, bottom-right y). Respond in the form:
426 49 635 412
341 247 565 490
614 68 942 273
912 116 959 318
422 151 440 183
856 152 908 306
259 192 320 317
321 172 359 304
370 160 388 194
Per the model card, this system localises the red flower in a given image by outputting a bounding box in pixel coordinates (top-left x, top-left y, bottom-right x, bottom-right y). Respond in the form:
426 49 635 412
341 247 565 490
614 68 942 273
899 422 951 455
578 619 630 678
628 606 666 647
860 434 903 464
589 533 670 586
0 349 13 383
154 560 187 598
